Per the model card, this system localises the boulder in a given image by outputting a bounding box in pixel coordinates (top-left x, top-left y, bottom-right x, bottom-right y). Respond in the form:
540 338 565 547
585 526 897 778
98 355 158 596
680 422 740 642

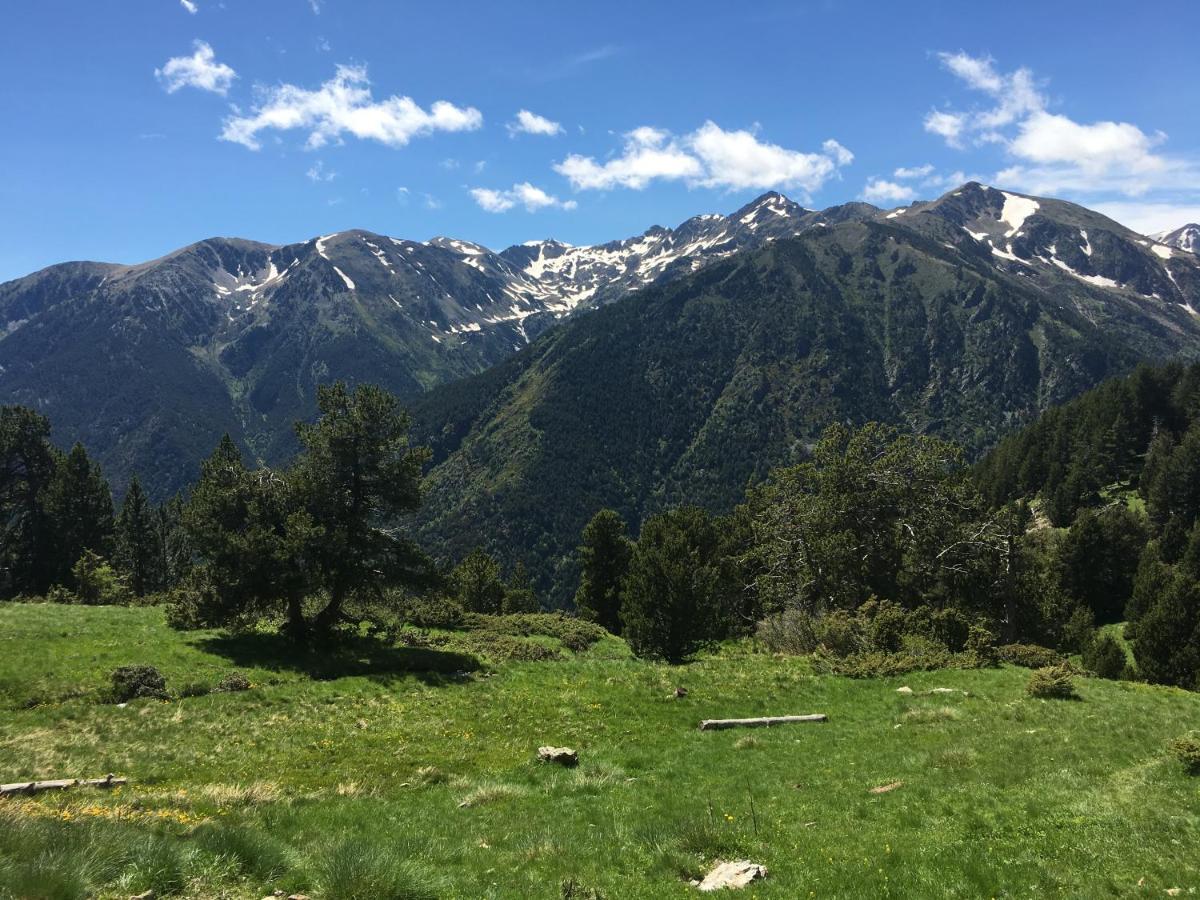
537 746 578 766
895 686 913 694
698 860 767 891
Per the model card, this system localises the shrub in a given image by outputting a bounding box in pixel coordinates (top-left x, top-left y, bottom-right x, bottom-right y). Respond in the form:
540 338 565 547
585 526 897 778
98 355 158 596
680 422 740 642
215 671 252 693
72 551 134 606
755 608 818 655
1082 633 1127 680
468 613 606 652
1166 734 1200 774
1026 664 1078 699
862 601 908 654
395 592 464 629
815 609 864 656
811 645 986 678
109 665 169 703
998 643 1063 669
459 633 562 662
965 624 999 667
930 608 971 653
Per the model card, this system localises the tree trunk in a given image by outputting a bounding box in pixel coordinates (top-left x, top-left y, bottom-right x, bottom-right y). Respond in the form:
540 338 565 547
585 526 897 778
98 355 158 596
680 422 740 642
698 714 828 731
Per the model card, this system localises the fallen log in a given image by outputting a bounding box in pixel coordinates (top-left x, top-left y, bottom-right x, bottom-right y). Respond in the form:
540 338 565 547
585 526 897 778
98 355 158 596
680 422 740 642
1 774 126 796
698 714 827 731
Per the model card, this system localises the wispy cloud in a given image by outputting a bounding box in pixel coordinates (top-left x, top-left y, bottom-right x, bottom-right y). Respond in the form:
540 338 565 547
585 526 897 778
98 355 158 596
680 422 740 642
508 109 563 137
525 44 623 82
305 161 337 182
555 122 852 200
893 164 934 179
220 64 482 151
470 182 577 213
179 0 198 13
155 41 236 95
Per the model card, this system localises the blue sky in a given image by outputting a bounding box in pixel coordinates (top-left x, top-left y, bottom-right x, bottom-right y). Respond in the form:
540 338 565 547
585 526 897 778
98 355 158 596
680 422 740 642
2 0 1199 281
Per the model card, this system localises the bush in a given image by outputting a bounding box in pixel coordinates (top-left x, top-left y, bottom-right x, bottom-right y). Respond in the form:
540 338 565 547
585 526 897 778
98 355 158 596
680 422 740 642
1082 633 1127 680
998 643 1063 669
467 613 606 652
815 609 864 656
755 609 818 655
965 624 999 667
811 644 987 678
1026 664 1078 699
72 551 134 606
458 633 562 662
109 665 169 703
1166 734 1200 774
215 671 252 693
395 592 464 629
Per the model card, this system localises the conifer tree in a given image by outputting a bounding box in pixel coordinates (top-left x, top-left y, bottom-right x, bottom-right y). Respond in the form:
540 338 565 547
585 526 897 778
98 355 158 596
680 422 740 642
452 547 506 614
0 406 57 596
621 507 722 663
115 476 157 596
574 509 632 633
42 442 114 587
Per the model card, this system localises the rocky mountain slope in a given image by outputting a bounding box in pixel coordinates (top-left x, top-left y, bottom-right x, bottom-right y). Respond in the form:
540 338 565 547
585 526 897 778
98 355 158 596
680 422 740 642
1 198 839 496
409 183 1200 601
1152 223 1200 256
2 183 1199 501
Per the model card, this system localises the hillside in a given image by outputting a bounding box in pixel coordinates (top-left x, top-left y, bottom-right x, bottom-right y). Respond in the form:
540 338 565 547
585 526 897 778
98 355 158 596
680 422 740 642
0 194 846 499
412 185 1200 601
2 602 1198 898
5 184 1198 502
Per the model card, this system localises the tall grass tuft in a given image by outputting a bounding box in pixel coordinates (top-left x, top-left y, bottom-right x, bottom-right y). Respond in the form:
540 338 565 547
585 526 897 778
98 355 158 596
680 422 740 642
316 840 440 900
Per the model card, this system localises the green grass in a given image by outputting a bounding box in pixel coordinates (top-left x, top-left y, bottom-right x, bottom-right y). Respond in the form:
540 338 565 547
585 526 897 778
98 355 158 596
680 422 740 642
2 602 1200 898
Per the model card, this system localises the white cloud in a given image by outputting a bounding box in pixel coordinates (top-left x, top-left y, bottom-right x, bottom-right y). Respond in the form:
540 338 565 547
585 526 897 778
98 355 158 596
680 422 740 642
861 178 916 204
923 110 966 148
470 182 577 213
220 64 482 151
554 122 851 199
305 161 336 182
1089 201 1200 235
179 0 198 13
309 0 322 13
555 127 702 190
155 41 236 95
893 164 934 179
509 109 563 136
926 51 1199 198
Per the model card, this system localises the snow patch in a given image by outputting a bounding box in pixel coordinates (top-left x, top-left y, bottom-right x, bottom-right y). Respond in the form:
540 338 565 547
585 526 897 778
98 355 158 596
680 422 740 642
332 266 355 290
999 192 1039 237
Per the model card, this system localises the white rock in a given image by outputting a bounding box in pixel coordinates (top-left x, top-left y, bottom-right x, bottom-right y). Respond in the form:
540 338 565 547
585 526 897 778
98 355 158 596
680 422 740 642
698 860 767 891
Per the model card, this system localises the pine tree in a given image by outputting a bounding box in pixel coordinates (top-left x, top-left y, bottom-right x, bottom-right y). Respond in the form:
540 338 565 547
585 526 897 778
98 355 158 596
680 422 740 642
115 476 157 596
620 507 722 663
574 509 632 633
42 442 114 588
451 547 506 614
502 561 540 613
0 406 57 596
291 383 434 635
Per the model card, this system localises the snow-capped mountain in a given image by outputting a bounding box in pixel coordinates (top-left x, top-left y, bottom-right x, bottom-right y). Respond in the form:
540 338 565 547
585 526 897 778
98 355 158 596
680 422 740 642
4 183 1200 499
881 183 1200 316
1151 224 1200 256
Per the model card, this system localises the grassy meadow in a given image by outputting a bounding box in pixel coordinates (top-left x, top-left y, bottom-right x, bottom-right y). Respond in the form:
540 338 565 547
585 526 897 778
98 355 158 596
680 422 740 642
1 602 1199 899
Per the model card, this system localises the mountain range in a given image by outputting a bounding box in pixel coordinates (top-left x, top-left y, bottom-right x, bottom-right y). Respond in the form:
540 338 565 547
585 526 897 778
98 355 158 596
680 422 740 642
2 183 1199 549
404 183 1200 600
